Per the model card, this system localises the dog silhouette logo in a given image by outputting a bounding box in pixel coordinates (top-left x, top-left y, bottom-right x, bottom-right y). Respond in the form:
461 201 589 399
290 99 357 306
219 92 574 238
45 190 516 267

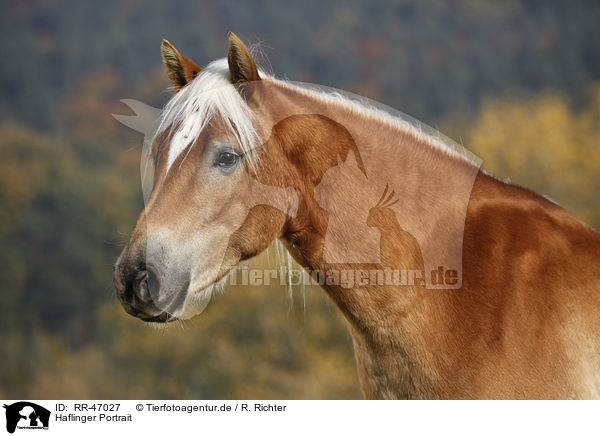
3 402 50 433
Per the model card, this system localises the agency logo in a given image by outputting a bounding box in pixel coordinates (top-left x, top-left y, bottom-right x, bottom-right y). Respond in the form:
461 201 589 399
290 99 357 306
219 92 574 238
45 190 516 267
3 402 50 434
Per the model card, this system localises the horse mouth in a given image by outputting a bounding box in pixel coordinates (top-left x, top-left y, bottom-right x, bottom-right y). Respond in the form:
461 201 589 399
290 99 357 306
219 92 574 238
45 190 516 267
140 311 178 323
131 269 229 323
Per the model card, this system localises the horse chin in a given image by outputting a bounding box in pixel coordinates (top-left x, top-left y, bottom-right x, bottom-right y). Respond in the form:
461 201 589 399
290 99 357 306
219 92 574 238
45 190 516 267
144 263 237 323
175 268 233 320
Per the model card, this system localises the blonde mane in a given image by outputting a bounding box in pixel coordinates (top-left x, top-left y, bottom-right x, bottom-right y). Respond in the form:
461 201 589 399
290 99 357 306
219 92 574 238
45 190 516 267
156 57 478 174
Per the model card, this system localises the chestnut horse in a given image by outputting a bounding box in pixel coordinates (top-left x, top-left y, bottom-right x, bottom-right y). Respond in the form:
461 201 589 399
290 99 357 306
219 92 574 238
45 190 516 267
114 33 600 399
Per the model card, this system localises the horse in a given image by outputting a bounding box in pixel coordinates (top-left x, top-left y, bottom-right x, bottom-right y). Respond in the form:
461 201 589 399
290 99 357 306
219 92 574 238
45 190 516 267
113 32 600 399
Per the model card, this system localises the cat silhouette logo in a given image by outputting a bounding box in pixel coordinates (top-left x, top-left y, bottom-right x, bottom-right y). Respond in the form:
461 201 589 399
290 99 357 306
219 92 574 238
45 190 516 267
3 402 50 433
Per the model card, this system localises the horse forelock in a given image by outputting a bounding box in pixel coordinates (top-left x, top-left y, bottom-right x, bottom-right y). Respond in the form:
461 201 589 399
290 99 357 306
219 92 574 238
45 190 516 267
155 58 262 174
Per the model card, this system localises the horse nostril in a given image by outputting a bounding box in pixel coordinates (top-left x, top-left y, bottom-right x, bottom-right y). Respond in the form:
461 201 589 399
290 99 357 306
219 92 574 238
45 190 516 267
134 265 160 303
136 264 161 300
147 267 160 299
135 269 151 302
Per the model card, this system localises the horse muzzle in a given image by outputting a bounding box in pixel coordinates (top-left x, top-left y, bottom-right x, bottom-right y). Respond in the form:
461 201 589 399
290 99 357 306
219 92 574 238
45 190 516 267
113 248 188 323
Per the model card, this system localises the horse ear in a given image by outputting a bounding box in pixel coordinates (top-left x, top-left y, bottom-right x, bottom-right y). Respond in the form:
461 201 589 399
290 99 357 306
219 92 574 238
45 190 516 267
161 39 202 91
227 32 260 84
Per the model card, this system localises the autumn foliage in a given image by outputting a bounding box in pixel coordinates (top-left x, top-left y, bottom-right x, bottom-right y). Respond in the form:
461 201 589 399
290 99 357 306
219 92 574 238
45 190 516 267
1 0 598 399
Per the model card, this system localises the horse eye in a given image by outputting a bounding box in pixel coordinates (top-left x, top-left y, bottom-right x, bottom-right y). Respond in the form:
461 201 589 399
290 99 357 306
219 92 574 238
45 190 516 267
214 151 240 169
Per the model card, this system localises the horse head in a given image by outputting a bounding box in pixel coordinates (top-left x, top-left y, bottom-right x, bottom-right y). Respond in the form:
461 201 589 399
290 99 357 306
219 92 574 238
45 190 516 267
113 34 297 321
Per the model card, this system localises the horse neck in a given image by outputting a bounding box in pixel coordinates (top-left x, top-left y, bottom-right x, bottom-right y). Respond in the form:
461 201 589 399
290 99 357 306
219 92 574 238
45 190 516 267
251 81 491 398
257 79 480 322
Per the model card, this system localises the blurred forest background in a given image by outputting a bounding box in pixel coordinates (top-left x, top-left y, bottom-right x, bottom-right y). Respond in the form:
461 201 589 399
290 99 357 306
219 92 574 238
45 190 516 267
1 0 599 399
